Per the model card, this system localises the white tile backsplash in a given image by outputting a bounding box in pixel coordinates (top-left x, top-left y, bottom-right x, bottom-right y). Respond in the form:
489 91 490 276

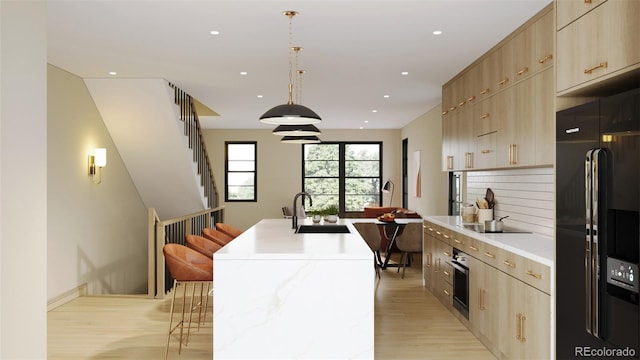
466 167 554 237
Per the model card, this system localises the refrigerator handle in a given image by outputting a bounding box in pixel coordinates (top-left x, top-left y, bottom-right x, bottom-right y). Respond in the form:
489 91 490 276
592 149 601 339
585 150 593 335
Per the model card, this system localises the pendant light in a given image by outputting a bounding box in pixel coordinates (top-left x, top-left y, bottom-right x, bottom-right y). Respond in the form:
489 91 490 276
272 124 321 136
281 136 322 144
259 11 321 125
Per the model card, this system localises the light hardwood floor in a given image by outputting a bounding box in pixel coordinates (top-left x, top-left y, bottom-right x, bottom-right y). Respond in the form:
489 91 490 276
48 255 495 359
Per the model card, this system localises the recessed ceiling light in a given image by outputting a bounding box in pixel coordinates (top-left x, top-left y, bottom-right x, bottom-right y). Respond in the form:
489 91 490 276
383 95 390 98
257 95 263 98
364 120 369 124
108 71 117 76
359 126 364 130
210 30 220 35
372 110 378 113
240 71 248 76
433 30 443 35
401 71 409 76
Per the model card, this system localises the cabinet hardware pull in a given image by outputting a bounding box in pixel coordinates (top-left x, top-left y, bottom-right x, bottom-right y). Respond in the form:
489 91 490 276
503 260 516 268
484 252 495 259
449 106 456 112
436 231 441 235
584 0 592 3
444 251 451 257
516 67 529 76
498 77 509 86
516 314 521 341
458 101 466 107
443 270 450 276
447 155 454 170
436 258 440 272
526 270 542 279
479 288 486 310
442 110 448 116
469 245 479 251
480 113 490 119
538 54 553 64
481 149 492 154
584 62 608 74
443 289 450 296
466 95 476 102
520 314 527 342
426 253 432 267
454 239 462 244
509 144 518 165
466 152 474 168
480 88 490 95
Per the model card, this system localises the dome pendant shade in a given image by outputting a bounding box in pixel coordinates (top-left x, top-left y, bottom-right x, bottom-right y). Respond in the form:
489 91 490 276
260 103 321 125
280 135 321 144
272 124 321 136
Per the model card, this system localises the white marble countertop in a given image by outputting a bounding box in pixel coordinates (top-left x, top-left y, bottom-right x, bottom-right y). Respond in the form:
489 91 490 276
423 215 554 267
214 218 372 260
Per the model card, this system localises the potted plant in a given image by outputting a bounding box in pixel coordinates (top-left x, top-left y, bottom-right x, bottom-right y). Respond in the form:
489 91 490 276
323 204 339 223
307 208 322 223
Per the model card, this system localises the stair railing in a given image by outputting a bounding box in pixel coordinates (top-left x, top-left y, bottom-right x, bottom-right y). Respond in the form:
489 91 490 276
148 206 224 298
168 82 218 209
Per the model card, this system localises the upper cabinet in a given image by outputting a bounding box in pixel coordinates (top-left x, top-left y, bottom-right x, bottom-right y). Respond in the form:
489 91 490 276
556 0 607 30
441 4 555 171
556 0 640 95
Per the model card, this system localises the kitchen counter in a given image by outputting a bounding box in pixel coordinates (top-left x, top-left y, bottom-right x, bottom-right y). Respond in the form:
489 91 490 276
423 216 554 267
213 218 374 359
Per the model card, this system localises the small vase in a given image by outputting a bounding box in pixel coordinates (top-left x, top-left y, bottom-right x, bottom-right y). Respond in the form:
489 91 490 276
312 215 321 223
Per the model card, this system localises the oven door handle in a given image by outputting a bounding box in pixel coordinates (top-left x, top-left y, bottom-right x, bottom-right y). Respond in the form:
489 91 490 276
451 260 468 275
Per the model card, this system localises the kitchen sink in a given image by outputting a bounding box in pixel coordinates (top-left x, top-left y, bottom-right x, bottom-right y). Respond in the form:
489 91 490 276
295 225 351 234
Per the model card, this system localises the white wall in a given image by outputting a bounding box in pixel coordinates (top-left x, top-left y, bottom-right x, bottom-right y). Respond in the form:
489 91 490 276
401 104 450 216
202 128 401 230
0 1 47 357
47 65 149 298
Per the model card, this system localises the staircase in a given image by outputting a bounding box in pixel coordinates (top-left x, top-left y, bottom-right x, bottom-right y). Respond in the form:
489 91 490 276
84 78 218 220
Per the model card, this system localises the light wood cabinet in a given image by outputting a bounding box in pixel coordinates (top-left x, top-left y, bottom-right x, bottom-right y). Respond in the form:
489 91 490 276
496 77 536 168
440 3 554 171
556 0 607 30
496 271 551 359
423 220 552 360
534 67 555 165
423 226 435 291
469 257 499 354
556 0 640 95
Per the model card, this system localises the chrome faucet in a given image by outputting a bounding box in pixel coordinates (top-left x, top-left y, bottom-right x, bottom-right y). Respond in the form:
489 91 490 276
292 192 313 229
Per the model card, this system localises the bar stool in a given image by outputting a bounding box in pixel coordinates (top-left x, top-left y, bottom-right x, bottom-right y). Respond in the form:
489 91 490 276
186 234 222 258
162 244 213 359
214 222 243 239
202 228 233 246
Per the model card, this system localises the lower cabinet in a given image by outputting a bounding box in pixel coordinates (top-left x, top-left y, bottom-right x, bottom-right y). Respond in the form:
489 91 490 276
469 257 500 354
424 220 551 360
495 270 551 359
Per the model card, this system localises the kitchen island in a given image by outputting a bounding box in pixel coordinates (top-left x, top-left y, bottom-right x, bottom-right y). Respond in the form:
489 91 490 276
213 218 374 359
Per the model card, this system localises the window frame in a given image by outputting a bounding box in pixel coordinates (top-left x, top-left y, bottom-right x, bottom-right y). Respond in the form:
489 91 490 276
302 141 383 215
224 141 257 202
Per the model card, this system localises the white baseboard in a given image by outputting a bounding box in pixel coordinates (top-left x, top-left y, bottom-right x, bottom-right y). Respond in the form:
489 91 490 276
47 283 88 311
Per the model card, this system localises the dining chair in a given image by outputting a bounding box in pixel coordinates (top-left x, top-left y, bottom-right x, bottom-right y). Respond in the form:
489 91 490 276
162 244 213 359
353 222 382 278
214 222 243 239
202 228 233 246
394 222 423 278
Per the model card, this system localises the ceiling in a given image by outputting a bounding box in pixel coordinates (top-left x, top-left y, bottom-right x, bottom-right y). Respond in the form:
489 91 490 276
47 0 551 130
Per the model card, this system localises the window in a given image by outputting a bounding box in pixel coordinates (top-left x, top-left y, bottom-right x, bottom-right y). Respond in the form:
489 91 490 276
225 142 256 202
303 142 382 214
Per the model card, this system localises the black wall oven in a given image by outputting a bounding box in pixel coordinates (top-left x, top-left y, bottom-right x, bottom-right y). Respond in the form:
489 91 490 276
452 248 470 319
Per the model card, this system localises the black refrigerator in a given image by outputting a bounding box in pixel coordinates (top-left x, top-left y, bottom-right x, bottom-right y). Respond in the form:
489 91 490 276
556 87 640 359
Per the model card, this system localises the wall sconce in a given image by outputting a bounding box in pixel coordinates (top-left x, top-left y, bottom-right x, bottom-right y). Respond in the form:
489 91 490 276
88 148 107 184
381 179 394 207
